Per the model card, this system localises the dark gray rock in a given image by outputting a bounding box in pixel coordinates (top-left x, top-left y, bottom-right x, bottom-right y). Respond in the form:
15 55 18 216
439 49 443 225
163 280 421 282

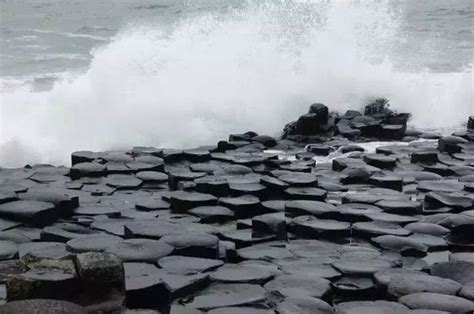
418 180 465 193
252 212 287 240
277 296 333 314
0 241 17 261
307 144 332 156
0 299 87 314
106 239 173 262
331 276 376 299
376 200 422 215
387 273 462 298
336 203 381 222
438 136 468 154
218 195 261 219
425 192 472 211
340 144 364 153
207 307 272 314
228 183 266 198
182 283 266 310
369 175 403 191
278 258 340 279
399 292 474 313
285 200 338 218
365 211 418 225
135 198 170 211
352 221 411 238
66 234 122 253
264 274 331 299
363 154 397 169
70 162 106 179
460 281 474 301
374 268 425 291
237 243 293 260
6 259 79 301
448 223 474 248
75 252 125 304
123 262 171 310
411 151 438 164
105 174 142 189
210 264 273 284
19 242 70 263
450 252 474 263
290 216 350 239
431 261 474 285
284 187 327 201
340 167 371 184
135 171 168 182
372 235 427 256
158 256 223 275
0 200 57 226
331 255 392 276
188 206 234 223
74 204 121 217
335 300 410 314
161 232 219 259
404 223 449 236
278 173 318 187
169 192 217 212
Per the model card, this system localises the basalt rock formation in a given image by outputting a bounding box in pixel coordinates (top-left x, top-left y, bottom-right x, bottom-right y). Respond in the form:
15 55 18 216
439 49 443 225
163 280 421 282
0 100 473 313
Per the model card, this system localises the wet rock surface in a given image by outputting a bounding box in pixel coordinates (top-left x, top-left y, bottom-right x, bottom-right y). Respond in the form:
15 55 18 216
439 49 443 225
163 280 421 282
0 102 473 312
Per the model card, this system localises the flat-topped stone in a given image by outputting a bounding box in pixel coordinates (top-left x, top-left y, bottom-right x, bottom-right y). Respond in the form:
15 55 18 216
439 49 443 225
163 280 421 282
105 174 142 189
161 232 219 259
404 223 450 236
418 180 465 193
66 234 123 253
285 200 338 218
210 264 273 284
106 239 173 262
135 171 168 182
284 187 327 201
372 235 427 256
158 256 223 275
70 162 106 179
290 216 350 239
363 154 397 169
135 198 170 211
430 261 474 285
263 274 331 299
331 255 392 276
169 192 217 212
0 200 57 226
188 206 234 223
425 192 472 211
182 283 266 310
376 200 422 215
387 273 462 298
124 220 180 239
276 296 333 314
278 173 318 187
399 292 474 313
353 221 411 237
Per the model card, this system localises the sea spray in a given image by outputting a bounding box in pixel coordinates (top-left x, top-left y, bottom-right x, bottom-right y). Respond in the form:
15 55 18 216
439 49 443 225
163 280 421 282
1 0 472 167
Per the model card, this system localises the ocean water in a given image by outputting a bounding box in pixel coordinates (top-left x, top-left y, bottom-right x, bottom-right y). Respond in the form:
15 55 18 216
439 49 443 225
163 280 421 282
0 0 473 167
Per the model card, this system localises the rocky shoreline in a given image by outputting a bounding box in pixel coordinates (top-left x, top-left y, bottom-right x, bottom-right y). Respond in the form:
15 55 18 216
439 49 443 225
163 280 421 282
0 101 473 313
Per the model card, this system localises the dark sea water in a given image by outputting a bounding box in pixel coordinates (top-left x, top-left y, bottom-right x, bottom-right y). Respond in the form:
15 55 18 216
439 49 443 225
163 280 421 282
0 0 473 166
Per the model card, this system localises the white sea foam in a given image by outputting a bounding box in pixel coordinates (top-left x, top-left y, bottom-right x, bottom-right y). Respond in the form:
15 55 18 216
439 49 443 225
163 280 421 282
1 0 472 167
